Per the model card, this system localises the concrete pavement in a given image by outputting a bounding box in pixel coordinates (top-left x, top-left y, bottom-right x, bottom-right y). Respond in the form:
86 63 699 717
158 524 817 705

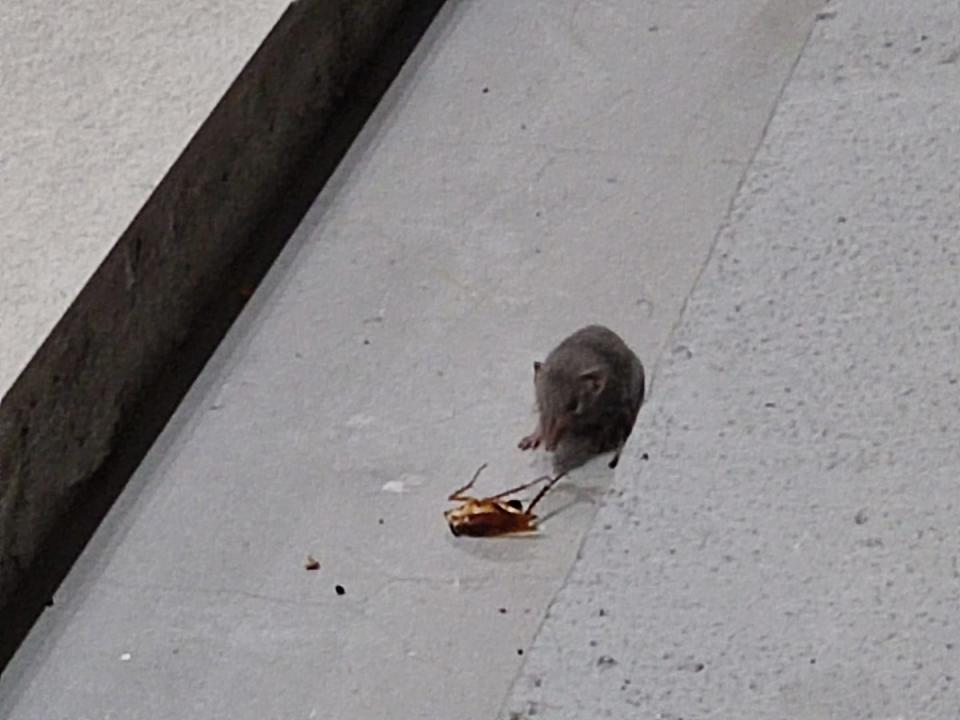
506 0 960 717
22 0 958 718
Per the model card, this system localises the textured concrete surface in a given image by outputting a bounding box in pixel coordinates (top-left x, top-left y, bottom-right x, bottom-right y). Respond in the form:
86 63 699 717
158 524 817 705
506 1 960 718
0 0 823 717
0 0 408 608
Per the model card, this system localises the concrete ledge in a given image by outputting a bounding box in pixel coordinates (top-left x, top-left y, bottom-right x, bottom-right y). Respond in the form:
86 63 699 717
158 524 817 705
0 0 408 608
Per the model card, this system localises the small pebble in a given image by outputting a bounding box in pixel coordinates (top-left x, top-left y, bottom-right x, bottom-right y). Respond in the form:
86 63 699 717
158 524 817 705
335 585 346 596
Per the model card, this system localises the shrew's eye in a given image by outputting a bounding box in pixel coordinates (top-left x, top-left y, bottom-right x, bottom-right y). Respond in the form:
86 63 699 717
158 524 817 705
565 399 578 413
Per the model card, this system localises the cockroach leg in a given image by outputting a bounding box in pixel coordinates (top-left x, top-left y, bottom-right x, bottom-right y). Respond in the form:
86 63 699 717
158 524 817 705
486 475 554 501
448 463 489 501
525 472 567 514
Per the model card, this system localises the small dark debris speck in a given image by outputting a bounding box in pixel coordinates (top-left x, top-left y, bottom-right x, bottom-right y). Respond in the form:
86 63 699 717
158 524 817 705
599 608 607 617
378 518 385 525
810 658 817 664
482 87 490 94
838 216 847 223
499 607 508 614
335 585 346 596
517 648 524 655
854 508 868 525
764 402 776 408
363 339 370 345
648 25 658 32
641 452 650 461
597 655 618 668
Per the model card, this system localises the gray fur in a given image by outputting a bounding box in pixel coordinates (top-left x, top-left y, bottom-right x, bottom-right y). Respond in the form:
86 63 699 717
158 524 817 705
519 325 645 473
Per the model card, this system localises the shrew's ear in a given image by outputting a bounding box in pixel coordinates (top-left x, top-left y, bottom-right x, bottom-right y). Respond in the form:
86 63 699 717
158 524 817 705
579 367 607 397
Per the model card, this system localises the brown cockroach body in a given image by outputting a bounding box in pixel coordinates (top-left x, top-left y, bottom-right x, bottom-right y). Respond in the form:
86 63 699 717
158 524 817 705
444 463 564 537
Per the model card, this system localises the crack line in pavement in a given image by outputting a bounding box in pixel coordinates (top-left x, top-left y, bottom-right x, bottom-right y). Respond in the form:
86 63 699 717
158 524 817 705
647 9 823 402
493 9 825 720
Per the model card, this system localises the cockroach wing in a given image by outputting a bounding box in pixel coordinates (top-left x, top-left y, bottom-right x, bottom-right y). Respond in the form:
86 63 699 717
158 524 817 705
445 501 539 537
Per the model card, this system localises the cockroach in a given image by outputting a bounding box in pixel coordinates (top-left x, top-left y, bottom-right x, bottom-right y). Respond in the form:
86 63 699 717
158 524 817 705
444 463 565 537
